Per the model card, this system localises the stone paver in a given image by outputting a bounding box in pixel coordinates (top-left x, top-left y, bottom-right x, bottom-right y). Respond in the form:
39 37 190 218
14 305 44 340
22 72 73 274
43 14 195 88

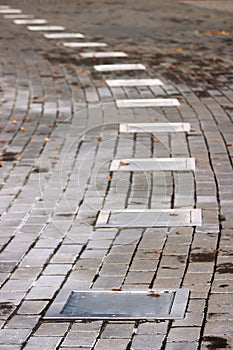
0 0 232 349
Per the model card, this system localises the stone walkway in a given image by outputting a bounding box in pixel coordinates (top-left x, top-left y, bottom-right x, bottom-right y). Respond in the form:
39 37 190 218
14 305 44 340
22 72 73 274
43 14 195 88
0 1 232 349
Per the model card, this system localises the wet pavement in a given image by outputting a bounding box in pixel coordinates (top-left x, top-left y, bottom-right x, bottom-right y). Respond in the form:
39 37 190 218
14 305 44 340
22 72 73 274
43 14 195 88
0 0 232 349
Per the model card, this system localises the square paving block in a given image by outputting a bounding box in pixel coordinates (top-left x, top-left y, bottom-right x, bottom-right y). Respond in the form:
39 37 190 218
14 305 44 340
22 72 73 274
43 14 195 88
95 209 202 228
44 289 189 320
4 14 35 19
44 33 85 39
110 158 195 172
63 42 107 48
120 122 191 133
27 26 65 31
0 9 22 13
116 99 180 108
94 64 146 72
14 19 47 24
80 51 128 58
106 79 163 86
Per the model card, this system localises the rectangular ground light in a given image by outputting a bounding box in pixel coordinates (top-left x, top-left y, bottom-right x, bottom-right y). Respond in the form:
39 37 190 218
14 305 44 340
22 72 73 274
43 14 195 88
120 122 191 133
0 9 22 13
63 42 107 48
27 25 65 31
106 79 163 86
80 51 128 58
4 14 35 19
110 158 195 172
44 33 85 39
44 289 189 320
14 19 47 24
94 63 146 72
116 99 180 108
95 209 202 228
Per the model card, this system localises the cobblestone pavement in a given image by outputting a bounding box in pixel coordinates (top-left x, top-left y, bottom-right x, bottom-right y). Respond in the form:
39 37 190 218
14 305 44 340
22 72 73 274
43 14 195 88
0 0 232 349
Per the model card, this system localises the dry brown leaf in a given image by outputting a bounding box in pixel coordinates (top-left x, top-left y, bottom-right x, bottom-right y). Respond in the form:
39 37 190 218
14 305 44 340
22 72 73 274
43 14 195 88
226 143 232 147
107 175 112 180
215 247 222 253
44 137 50 142
76 69 85 74
20 127 24 132
151 136 160 143
168 64 175 70
148 291 160 297
96 136 102 142
200 30 230 36
120 161 129 166
111 288 122 291
11 120 17 125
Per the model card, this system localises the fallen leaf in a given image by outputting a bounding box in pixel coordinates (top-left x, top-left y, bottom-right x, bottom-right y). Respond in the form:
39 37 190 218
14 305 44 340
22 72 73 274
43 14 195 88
111 288 122 291
168 64 175 70
190 129 196 132
226 143 232 147
215 247 222 253
176 47 184 52
176 106 181 110
120 161 129 166
96 136 102 142
212 57 218 62
107 175 112 180
44 137 50 142
151 135 160 143
169 213 178 217
20 127 24 132
76 69 85 74
11 120 17 125
148 291 160 297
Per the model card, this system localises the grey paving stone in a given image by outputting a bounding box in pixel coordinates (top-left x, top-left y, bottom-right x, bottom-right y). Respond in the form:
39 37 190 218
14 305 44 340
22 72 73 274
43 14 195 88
132 334 165 350
204 320 233 336
24 336 62 349
101 322 134 338
166 342 198 350
167 327 201 343
17 300 48 315
94 338 130 350
5 315 40 329
62 333 97 347
0 328 31 345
